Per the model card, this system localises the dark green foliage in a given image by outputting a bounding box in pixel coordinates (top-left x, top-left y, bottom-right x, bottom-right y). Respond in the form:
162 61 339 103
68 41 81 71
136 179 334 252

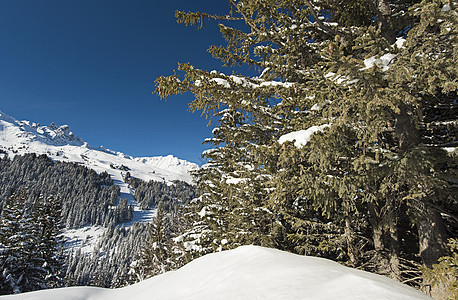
421 239 458 299
155 0 457 295
128 179 197 210
0 153 120 228
0 191 64 295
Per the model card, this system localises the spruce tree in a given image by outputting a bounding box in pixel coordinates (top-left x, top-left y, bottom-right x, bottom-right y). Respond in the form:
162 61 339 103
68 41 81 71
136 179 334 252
33 194 64 289
0 191 45 294
156 0 457 290
130 205 186 281
0 191 65 295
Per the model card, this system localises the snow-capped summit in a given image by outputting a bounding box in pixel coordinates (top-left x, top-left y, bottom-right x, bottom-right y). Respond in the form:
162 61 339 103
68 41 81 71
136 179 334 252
0 110 198 184
0 110 86 147
135 154 198 176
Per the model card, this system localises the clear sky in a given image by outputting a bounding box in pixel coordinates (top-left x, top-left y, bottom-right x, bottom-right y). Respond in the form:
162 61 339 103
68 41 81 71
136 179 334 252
0 0 232 165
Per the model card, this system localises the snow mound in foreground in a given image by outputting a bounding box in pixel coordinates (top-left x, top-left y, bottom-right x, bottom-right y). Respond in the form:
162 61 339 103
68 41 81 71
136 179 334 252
0 246 430 300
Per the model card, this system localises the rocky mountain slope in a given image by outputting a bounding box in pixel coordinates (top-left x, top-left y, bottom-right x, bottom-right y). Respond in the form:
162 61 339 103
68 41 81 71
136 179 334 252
0 110 198 185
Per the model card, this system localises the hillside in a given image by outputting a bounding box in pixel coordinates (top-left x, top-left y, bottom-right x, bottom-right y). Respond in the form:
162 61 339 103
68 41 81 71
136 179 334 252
0 110 198 185
0 110 199 289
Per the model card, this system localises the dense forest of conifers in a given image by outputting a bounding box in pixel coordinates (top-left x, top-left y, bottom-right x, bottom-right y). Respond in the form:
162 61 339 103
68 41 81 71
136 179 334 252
0 153 196 293
0 153 120 228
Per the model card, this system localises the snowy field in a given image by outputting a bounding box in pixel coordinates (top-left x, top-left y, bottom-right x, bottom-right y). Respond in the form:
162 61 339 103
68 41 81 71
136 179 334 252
63 226 107 254
0 246 431 300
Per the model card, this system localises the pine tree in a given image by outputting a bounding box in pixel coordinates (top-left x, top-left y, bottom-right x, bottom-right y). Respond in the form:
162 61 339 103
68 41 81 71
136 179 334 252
180 106 277 253
33 194 64 289
130 205 186 281
0 191 45 294
0 232 14 295
156 0 457 290
0 191 65 295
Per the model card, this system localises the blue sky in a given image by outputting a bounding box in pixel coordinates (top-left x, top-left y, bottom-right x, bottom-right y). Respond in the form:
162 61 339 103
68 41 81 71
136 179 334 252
0 0 232 165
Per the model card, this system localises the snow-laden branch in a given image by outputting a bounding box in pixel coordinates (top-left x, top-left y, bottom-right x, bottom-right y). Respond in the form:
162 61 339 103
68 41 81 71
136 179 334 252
278 124 331 148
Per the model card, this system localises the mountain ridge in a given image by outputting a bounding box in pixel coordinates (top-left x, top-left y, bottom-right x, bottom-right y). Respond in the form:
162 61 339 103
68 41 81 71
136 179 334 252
0 110 198 185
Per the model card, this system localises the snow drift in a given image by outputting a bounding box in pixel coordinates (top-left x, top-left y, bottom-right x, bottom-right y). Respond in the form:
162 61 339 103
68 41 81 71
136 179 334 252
0 245 430 300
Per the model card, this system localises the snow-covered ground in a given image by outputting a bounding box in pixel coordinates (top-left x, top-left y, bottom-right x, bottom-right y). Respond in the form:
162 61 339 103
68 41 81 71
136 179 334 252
0 245 431 300
63 226 107 254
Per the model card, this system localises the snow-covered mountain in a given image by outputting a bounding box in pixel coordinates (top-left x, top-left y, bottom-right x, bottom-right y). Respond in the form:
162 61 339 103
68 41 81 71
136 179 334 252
0 110 198 185
0 109 199 254
0 245 430 300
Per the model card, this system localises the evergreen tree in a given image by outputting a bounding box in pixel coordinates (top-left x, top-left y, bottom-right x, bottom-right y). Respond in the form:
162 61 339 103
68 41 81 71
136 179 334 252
130 205 187 281
0 191 64 295
33 194 64 289
0 191 45 294
0 221 14 295
156 0 457 292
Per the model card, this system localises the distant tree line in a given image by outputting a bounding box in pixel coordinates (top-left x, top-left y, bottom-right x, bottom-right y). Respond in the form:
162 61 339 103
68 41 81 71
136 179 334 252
124 172 197 210
0 153 120 228
0 153 198 293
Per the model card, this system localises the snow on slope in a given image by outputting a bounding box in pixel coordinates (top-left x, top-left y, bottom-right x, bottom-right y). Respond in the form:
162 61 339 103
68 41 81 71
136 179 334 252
0 245 431 300
0 110 198 184
0 109 198 251
134 155 199 178
63 226 107 254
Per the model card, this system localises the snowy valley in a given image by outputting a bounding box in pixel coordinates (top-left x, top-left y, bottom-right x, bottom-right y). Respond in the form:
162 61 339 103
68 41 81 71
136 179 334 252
0 109 198 244
0 110 198 288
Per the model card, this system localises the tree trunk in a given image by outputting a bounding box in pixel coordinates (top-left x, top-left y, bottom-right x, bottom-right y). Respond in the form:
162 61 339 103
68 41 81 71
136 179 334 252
387 209 401 280
368 203 385 251
395 105 420 151
416 205 448 268
368 202 389 273
344 214 357 266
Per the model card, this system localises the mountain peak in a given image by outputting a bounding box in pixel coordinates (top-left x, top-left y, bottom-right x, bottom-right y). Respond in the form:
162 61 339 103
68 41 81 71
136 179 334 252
0 110 86 147
0 109 198 184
